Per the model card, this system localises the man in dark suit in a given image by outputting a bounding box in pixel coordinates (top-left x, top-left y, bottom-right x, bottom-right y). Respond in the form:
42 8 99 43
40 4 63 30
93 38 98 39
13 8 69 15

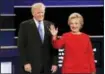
18 3 58 74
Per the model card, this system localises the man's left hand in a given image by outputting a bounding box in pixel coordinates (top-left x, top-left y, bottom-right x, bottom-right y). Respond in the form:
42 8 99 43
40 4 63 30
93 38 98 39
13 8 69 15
51 65 57 73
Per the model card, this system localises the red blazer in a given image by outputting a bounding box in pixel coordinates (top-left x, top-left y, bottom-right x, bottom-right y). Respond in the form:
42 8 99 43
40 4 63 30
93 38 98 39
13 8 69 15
52 32 96 73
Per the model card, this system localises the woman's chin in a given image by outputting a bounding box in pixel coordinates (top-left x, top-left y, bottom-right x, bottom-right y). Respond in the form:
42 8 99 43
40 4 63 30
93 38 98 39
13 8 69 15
71 30 79 33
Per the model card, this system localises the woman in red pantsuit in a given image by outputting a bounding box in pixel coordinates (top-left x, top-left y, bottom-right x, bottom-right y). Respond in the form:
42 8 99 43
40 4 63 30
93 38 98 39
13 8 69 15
49 13 96 74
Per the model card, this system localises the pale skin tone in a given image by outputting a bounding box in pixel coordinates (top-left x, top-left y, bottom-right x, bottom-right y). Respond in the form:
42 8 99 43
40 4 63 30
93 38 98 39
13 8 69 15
24 6 57 73
49 18 96 74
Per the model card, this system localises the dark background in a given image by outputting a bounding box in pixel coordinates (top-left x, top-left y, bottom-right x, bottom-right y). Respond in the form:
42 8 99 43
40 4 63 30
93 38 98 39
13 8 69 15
14 7 104 36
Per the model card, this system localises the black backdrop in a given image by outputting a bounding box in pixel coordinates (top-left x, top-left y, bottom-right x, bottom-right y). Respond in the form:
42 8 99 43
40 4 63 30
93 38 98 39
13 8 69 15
14 7 103 36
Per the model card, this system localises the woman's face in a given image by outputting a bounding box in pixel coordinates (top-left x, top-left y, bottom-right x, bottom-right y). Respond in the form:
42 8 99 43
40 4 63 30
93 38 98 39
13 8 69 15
69 18 82 33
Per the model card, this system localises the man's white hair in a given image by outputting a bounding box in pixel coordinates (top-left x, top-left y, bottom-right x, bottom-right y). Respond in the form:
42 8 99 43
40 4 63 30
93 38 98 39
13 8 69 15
31 2 45 14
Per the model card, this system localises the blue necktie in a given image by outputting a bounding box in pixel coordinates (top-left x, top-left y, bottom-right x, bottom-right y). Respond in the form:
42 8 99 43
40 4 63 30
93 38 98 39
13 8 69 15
38 22 44 42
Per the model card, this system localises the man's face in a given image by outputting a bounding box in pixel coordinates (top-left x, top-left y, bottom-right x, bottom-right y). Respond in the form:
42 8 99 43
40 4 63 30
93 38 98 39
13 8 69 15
33 7 45 21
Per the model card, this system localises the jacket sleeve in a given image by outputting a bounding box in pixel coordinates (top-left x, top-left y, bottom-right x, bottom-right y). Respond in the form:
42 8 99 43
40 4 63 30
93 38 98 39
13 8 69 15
17 22 30 66
87 37 96 72
52 34 65 49
51 34 65 65
51 46 58 65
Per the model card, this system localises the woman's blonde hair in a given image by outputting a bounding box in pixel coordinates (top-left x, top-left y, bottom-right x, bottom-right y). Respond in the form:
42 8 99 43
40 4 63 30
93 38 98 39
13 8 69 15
68 12 84 26
31 3 45 15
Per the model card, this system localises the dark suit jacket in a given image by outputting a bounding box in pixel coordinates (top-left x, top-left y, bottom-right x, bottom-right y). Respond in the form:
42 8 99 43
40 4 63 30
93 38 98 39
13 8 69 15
18 19 58 74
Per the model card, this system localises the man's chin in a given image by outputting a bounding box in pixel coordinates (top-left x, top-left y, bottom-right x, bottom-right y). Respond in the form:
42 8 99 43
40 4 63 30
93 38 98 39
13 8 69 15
38 19 44 21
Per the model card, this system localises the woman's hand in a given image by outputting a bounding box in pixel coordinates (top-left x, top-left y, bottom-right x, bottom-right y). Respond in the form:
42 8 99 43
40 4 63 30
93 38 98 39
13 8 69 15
49 24 58 36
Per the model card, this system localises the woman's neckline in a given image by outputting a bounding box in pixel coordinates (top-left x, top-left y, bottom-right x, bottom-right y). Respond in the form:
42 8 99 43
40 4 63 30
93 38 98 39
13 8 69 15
70 32 83 36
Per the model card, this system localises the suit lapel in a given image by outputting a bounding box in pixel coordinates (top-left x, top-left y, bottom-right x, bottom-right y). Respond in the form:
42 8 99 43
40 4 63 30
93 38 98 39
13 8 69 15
43 21 48 43
31 19 49 44
31 19 42 44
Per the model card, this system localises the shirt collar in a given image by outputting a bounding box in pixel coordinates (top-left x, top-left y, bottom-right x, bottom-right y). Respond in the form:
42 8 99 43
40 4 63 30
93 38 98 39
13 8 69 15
33 18 43 28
